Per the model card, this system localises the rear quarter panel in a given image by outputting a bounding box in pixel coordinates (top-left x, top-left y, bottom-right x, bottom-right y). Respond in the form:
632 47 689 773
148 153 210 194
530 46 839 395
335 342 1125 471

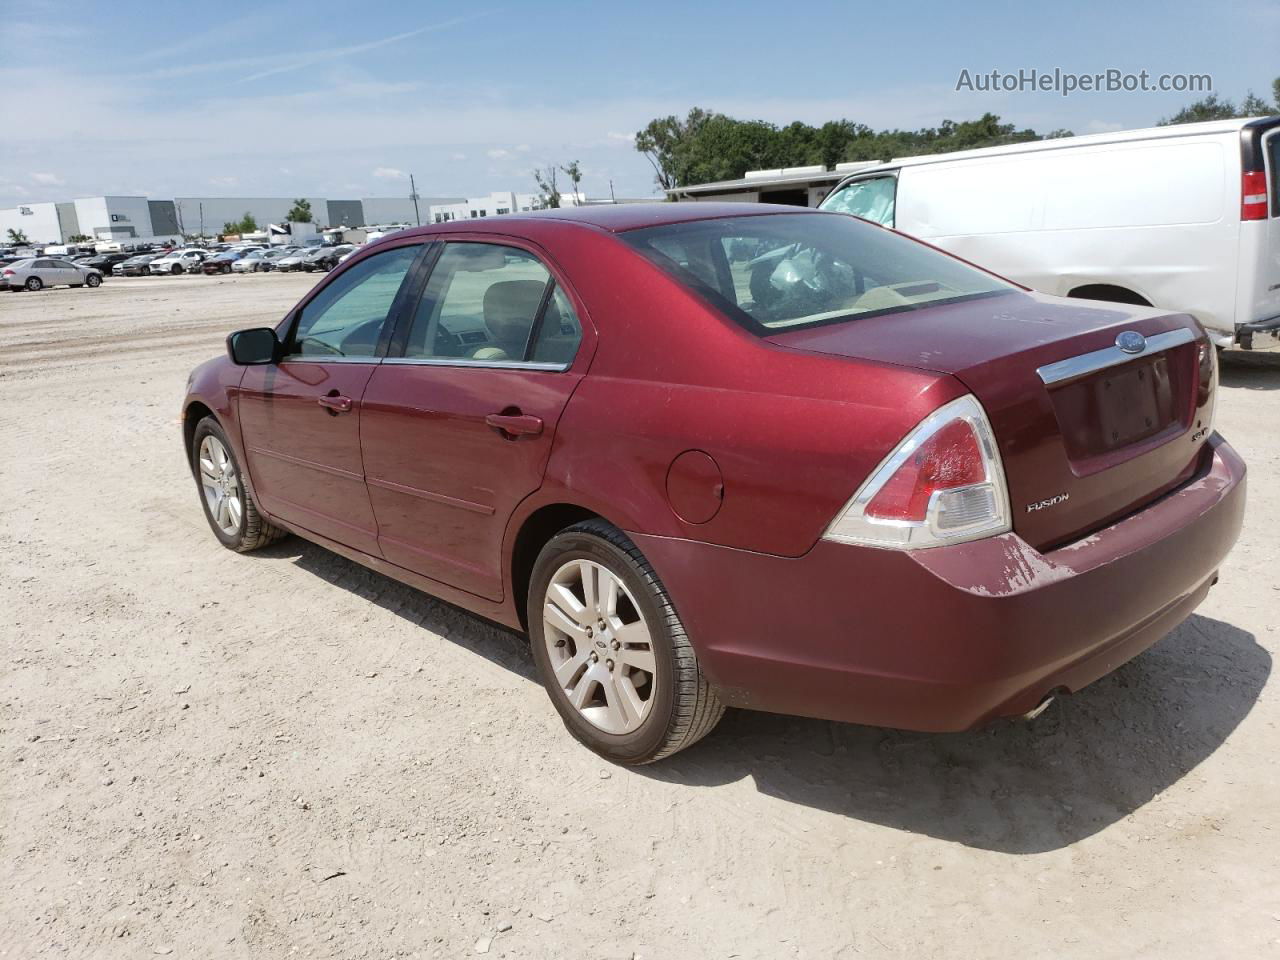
525 225 963 557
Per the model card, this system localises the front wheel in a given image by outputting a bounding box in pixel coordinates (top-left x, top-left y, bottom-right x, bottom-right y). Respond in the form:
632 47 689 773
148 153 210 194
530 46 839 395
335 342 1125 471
190 417 286 552
86 274 101 288
528 520 724 764
172 264 183 275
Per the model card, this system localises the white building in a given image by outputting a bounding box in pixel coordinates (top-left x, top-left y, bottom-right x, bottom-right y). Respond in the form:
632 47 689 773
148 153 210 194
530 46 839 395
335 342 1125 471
427 190 585 224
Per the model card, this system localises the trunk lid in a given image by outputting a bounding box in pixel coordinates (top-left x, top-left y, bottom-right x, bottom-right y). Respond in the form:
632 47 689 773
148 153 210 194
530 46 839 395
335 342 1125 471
768 291 1215 551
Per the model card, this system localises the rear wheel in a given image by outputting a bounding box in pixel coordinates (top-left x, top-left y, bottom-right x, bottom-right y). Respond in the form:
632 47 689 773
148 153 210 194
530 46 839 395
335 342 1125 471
25 276 42 291
190 417 286 552
529 520 724 764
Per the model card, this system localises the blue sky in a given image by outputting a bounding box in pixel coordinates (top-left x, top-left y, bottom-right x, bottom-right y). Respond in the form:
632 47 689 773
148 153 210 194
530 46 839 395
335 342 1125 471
0 0 1275 207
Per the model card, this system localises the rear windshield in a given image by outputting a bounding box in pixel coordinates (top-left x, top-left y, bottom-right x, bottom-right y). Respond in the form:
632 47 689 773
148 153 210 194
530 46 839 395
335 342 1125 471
622 213 1016 334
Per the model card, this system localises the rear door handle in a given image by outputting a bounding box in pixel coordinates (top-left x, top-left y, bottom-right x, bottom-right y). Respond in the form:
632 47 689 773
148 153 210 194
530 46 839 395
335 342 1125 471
318 394 353 413
485 413 543 437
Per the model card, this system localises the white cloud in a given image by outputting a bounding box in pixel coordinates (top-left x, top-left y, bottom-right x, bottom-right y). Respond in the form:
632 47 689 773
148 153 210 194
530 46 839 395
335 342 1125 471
451 153 467 161
486 149 509 159
607 131 635 142
209 176 239 187
373 167 407 180
30 172 63 186
515 144 530 153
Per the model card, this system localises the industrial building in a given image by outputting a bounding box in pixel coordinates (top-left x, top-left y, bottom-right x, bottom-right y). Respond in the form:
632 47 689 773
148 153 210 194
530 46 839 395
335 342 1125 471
0 193 467 245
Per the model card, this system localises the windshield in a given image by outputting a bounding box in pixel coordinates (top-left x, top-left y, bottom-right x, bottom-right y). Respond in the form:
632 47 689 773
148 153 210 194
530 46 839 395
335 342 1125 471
622 213 1016 334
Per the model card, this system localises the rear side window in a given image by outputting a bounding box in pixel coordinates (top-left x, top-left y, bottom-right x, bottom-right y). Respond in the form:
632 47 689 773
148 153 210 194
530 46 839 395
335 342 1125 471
1269 134 1280 216
287 245 420 359
402 242 581 366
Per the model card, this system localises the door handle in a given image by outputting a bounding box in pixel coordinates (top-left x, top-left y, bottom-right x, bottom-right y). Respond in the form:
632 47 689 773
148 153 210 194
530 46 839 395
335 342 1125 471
485 412 543 437
318 394 353 413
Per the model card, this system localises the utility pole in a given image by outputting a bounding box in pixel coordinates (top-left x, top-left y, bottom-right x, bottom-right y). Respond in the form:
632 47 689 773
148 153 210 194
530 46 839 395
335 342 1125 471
409 174 421 226
199 202 204 240
609 179 616 203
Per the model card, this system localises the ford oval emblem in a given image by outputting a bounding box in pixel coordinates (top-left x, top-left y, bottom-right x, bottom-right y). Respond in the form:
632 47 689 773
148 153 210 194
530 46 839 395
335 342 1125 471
1116 330 1147 354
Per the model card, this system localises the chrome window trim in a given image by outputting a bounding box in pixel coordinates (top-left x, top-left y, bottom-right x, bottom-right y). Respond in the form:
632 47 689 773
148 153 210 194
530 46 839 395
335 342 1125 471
381 357 570 372
1036 327 1197 386
279 355 381 364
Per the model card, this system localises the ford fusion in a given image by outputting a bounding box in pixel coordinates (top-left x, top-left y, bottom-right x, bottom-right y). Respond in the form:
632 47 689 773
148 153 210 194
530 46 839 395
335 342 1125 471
182 204 1244 764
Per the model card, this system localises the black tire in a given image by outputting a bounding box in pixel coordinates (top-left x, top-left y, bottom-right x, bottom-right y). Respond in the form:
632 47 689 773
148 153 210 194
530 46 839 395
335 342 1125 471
86 274 101 287
189 416 287 552
221 264 231 274
528 520 724 764
25 276 42 291
172 264 183 274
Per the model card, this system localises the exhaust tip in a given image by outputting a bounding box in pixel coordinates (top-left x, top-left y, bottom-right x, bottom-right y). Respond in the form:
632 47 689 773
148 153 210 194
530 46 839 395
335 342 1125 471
1022 695 1055 722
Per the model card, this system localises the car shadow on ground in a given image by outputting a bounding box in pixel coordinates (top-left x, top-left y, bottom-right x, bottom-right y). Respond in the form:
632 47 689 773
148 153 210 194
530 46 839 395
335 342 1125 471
257 537 537 681
639 614 1269 854
1220 349 1280 390
260 540 1268 856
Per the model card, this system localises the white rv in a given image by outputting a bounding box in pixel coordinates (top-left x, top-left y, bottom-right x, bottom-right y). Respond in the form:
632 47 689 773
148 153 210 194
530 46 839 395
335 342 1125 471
820 116 1280 350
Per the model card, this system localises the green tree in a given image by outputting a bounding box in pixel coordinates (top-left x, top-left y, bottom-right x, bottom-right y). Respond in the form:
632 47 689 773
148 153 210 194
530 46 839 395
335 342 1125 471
7 228 29 244
285 198 312 222
68 233 92 243
533 166 561 208
636 108 1064 189
560 160 583 202
221 212 259 235
1160 77 1280 125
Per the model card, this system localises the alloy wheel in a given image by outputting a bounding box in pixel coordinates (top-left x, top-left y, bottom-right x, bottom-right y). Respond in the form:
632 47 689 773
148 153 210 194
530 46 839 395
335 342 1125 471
542 559 657 734
197 434 242 536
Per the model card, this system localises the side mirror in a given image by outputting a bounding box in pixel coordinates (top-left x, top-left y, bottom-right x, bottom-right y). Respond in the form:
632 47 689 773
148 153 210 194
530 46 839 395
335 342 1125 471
227 327 280 365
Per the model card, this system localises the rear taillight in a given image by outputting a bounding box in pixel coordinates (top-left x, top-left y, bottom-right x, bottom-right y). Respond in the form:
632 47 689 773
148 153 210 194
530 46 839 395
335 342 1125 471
2 269 13 276
1242 170 1269 221
824 395 1010 550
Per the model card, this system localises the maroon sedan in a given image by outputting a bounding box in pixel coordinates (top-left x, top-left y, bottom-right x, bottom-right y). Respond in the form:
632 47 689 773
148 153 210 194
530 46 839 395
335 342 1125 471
182 204 1245 764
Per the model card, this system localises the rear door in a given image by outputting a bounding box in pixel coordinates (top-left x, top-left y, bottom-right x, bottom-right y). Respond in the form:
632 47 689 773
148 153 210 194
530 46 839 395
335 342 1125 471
236 242 429 555
360 239 590 600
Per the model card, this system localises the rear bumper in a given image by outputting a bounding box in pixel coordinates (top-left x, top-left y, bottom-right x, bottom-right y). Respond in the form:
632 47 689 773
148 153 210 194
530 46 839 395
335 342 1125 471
1237 315 1280 351
634 435 1246 732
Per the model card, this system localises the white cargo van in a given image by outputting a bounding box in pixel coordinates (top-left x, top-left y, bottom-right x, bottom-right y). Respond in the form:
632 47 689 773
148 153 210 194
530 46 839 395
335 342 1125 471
820 116 1280 350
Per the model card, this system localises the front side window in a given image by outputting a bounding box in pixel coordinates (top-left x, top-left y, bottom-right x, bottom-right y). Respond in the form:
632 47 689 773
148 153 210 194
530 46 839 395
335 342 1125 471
623 213 1015 334
402 242 581 365
821 176 897 226
287 245 420 359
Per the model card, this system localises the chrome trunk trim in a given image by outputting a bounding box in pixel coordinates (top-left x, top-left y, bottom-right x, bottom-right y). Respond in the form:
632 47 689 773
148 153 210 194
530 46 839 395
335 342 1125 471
1036 327 1197 386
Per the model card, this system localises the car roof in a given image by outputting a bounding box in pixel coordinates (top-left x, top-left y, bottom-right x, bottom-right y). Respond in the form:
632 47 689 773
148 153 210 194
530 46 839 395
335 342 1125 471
394 201 825 238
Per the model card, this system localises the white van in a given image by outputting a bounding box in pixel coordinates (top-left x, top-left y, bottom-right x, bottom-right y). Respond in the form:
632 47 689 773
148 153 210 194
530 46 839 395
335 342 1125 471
819 116 1280 350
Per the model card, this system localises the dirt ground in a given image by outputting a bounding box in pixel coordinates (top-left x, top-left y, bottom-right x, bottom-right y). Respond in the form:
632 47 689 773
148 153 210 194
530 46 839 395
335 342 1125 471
2 272 1278 960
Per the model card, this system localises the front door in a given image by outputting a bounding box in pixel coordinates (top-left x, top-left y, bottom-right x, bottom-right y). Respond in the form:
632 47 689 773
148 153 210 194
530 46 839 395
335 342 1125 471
236 242 427 555
360 240 588 600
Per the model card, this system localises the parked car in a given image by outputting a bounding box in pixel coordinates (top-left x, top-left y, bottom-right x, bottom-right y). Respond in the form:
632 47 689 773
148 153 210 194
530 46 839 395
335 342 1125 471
258 248 300 272
202 252 243 275
149 249 208 275
230 250 269 273
115 254 161 276
820 115 1280 351
84 252 132 272
303 244 353 271
4 257 103 291
272 250 311 273
183 204 1245 763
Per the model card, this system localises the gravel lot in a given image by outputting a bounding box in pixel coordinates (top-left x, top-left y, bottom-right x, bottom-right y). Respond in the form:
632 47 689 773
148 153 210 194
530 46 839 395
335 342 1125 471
2 272 1278 959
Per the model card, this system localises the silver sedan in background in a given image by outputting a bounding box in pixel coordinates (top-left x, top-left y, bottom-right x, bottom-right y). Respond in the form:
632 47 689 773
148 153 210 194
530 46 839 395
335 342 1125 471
2 258 104 292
